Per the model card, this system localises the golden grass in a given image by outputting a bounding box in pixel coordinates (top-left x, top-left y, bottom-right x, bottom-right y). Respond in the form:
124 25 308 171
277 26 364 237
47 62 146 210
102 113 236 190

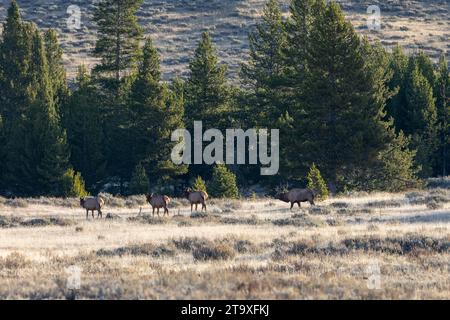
0 188 449 299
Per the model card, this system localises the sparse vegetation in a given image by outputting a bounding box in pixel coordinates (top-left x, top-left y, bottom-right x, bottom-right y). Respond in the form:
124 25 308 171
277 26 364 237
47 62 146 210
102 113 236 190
0 189 448 299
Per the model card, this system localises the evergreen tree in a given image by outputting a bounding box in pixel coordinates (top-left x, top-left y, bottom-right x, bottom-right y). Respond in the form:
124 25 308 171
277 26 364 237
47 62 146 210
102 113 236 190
277 0 324 179
129 163 150 195
192 176 207 193
386 45 408 123
208 164 239 198
93 0 143 95
185 32 230 131
44 29 69 114
434 55 449 176
404 64 438 177
240 0 288 127
0 0 33 124
307 163 328 200
129 38 187 188
290 2 417 191
6 28 69 195
61 168 89 197
64 66 106 190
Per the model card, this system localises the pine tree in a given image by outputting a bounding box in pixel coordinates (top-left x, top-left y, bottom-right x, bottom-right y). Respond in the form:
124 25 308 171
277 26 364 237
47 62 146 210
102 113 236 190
277 0 324 179
6 28 69 195
0 0 33 124
64 66 106 189
404 64 438 177
61 168 89 197
192 176 207 193
129 163 150 195
129 38 187 188
208 164 239 198
307 163 328 200
240 0 288 127
44 29 69 114
93 0 143 95
386 45 408 123
291 2 417 191
434 55 449 176
185 32 230 131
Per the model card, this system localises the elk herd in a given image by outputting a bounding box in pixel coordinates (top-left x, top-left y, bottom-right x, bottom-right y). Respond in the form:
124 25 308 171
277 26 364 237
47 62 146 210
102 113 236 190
79 188 316 219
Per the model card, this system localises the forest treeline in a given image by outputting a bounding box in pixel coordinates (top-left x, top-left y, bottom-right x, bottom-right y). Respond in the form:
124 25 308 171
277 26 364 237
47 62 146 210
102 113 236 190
0 0 448 197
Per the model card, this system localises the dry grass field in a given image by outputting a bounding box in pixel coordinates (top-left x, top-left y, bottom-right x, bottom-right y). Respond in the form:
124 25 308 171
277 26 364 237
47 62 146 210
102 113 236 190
0 184 449 299
0 0 448 80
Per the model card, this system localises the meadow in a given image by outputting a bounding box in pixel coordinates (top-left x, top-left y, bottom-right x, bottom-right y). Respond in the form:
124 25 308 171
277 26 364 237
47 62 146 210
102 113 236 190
0 183 449 299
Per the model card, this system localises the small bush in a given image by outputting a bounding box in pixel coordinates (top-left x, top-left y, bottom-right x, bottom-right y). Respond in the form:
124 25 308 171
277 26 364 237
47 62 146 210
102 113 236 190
190 211 209 219
0 252 30 269
308 206 331 215
426 200 444 210
127 215 168 225
20 217 75 227
0 215 23 228
96 243 176 258
60 168 89 198
129 163 150 195
192 176 207 193
208 164 239 198
307 163 329 200
366 200 403 208
330 202 349 208
192 243 236 261
4 198 28 208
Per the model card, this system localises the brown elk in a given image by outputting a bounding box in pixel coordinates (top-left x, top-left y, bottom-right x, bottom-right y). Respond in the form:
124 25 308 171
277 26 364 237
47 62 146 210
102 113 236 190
184 189 208 212
275 188 316 210
80 196 105 219
146 193 171 216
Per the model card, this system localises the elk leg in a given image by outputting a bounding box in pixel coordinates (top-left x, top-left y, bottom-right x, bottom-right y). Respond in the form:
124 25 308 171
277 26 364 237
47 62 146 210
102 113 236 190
202 203 206 212
152 207 155 216
310 200 315 206
297 202 301 208
157 208 160 216
290 202 294 210
92 210 94 219
165 207 169 216
86 209 89 220
195 203 198 211
191 203 193 212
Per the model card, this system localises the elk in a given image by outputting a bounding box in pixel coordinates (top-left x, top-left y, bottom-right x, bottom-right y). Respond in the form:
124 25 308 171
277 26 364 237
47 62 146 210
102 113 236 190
80 196 105 219
275 188 316 210
146 193 171 216
185 189 208 212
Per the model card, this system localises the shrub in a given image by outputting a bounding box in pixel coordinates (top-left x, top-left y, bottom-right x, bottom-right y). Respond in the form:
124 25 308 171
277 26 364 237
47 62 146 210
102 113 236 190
61 168 89 198
129 163 150 195
192 176 207 193
208 164 239 198
192 243 236 261
307 163 329 200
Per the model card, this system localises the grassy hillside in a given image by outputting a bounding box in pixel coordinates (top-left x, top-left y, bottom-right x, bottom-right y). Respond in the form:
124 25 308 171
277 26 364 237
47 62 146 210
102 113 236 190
0 0 448 81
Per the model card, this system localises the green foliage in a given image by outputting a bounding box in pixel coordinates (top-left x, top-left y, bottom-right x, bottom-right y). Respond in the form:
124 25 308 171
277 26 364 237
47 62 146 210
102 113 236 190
63 66 106 190
129 38 187 186
192 176 207 193
93 0 143 94
241 0 288 127
129 163 150 195
185 32 230 130
0 0 444 197
307 163 328 200
61 168 89 197
208 164 239 198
